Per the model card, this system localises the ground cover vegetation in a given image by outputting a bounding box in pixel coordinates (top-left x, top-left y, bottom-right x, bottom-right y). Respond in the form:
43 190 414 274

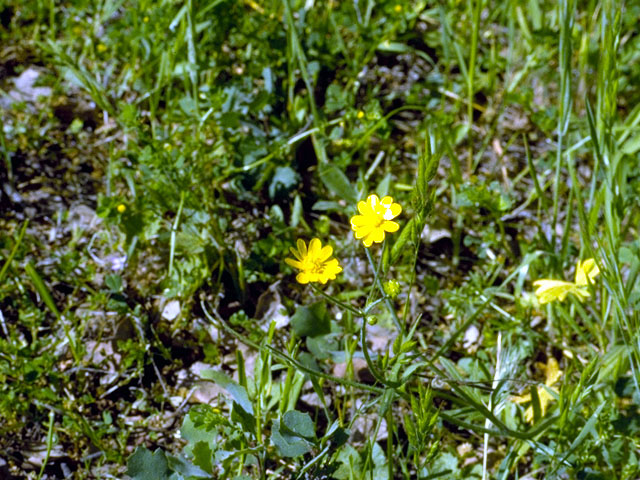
1 0 640 478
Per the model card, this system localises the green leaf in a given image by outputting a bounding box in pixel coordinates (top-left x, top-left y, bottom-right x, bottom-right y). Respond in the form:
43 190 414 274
270 419 313 457
291 302 331 337
231 401 256 434
333 445 362 480
25 262 61 319
428 451 458 477
306 335 341 361
318 163 357 203
577 469 608 480
323 420 349 448
166 453 210 478
127 447 171 480
311 200 343 212
105 274 123 293
190 442 213 474
560 402 606 467
199 370 254 415
290 194 303 227
282 410 316 440
325 84 350 113
375 173 392 198
269 166 299 198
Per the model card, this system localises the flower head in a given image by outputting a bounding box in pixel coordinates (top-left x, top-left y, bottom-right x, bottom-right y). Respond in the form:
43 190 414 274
533 258 600 304
350 194 402 247
285 238 342 284
512 357 563 423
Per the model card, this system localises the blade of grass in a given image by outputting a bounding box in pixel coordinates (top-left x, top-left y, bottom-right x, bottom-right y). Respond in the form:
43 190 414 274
0 220 28 284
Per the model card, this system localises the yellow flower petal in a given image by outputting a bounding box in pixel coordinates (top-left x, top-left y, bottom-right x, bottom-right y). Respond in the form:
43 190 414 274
296 239 307 257
285 258 303 269
533 279 576 304
512 357 563 424
541 357 562 387
317 245 332 262
380 195 394 206
308 238 321 257
363 234 375 248
350 214 369 228
371 228 385 244
367 194 381 208
524 406 534 423
575 258 600 286
289 246 302 261
384 203 402 220
353 224 374 239
357 200 370 215
571 287 591 301
511 393 531 404
382 220 399 232
296 272 311 284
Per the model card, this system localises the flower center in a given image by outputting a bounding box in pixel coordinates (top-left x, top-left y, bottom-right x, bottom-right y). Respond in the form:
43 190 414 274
303 258 325 275
372 207 388 227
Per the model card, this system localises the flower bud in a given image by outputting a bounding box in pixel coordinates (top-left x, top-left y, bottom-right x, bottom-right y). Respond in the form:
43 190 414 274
383 280 401 299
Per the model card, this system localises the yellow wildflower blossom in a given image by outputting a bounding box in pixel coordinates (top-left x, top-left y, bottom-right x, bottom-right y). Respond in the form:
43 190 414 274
285 238 342 284
512 357 563 423
533 258 600 304
350 194 402 247
116 204 126 213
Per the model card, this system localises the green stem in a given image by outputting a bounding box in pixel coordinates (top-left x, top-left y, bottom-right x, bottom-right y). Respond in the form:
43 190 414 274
365 247 402 331
360 321 401 388
0 220 28 284
466 0 482 173
310 284 363 316
36 410 55 480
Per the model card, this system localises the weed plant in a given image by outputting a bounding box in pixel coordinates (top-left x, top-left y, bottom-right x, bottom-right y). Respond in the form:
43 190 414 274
1 0 640 478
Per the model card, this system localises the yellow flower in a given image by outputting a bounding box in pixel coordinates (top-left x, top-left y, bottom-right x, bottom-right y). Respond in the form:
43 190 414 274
97 43 108 53
350 194 402 247
533 258 600 304
116 204 126 213
512 357 563 423
394 4 403 13
356 110 365 119
285 238 342 284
